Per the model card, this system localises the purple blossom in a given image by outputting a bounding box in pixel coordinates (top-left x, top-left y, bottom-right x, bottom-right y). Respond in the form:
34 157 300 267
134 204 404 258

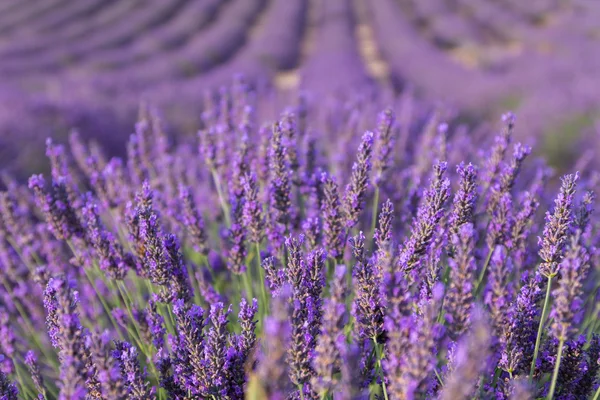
538 173 578 278
343 131 374 229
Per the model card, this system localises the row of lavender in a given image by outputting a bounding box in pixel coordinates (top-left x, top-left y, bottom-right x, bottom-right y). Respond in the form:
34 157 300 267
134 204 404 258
1 79 600 399
1 0 599 173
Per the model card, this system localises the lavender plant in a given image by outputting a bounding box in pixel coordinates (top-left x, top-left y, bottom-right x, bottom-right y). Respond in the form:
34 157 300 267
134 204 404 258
0 82 599 400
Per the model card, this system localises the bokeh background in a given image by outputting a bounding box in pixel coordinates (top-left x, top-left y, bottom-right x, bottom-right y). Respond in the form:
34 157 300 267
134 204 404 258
0 0 598 177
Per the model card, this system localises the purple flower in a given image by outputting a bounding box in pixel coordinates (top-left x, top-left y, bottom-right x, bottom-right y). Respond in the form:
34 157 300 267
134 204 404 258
81 194 132 280
28 174 83 241
321 172 345 259
538 173 578 278
397 161 450 274
24 351 46 399
43 278 89 399
112 341 151 400
448 162 478 248
312 265 348 395
178 184 208 255
269 121 292 227
343 131 374 229
550 235 590 341
242 173 265 244
373 108 396 186
0 362 18 400
444 223 476 338
440 308 492 400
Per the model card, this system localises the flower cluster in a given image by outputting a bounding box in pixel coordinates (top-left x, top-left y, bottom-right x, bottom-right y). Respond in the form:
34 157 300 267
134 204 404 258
1 81 600 400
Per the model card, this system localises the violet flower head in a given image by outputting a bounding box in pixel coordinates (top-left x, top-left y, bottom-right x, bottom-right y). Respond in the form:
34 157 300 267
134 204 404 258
227 193 247 275
500 273 543 375
485 246 513 338
486 191 513 251
509 192 539 269
82 194 131 280
448 162 478 244
538 173 578 278
178 184 208 255
398 161 450 274
483 112 514 186
0 362 18 400
574 190 595 233
393 284 444 399
320 172 345 260
550 235 590 341
43 277 89 399
444 223 476 338
349 231 366 265
163 233 193 303
281 111 300 179
28 174 83 241
269 122 292 226
312 265 348 396
205 303 232 396
353 256 385 343
237 297 259 359
262 256 287 296
373 108 396 186
258 289 292 399
440 308 492 400
172 299 206 395
24 351 46 399
112 341 151 400
487 142 531 213
242 173 265 244
374 198 394 259
343 131 374 229
88 331 127 399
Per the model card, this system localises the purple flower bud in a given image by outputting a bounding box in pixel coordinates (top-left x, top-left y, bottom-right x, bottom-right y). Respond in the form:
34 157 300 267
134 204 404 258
444 223 476 338
112 341 151 400
538 173 578 278
343 131 374 229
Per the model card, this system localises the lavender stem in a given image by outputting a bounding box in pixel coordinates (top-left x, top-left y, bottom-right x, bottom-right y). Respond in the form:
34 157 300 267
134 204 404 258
530 276 553 381
547 338 565 400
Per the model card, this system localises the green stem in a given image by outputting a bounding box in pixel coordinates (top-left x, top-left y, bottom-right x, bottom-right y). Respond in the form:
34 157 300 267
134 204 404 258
592 383 600 400
434 368 443 387
370 187 380 249
241 270 254 301
547 338 565 400
373 338 390 400
530 275 553 381
211 169 231 227
82 267 125 340
474 246 495 296
256 242 268 322
298 384 305 400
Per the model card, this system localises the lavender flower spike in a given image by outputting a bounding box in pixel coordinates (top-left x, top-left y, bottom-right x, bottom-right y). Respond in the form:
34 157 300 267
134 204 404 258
538 173 578 278
179 184 208 255
448 162 478 244
440 308 491 400
312 265 348 396
397 161 450 274
321 172 345 260
0 361 18 400
269 122 292 226
24 351 47 399
373 108 396 186
343 131 374 229
112 341 151 400
444 223 476 338
550 235 590 342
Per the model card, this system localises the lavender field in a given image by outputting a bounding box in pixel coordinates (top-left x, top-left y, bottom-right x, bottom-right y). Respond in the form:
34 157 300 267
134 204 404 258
1 1 600 399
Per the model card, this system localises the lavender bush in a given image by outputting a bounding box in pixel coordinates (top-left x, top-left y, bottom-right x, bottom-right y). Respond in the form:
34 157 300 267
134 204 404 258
0 79 599 400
